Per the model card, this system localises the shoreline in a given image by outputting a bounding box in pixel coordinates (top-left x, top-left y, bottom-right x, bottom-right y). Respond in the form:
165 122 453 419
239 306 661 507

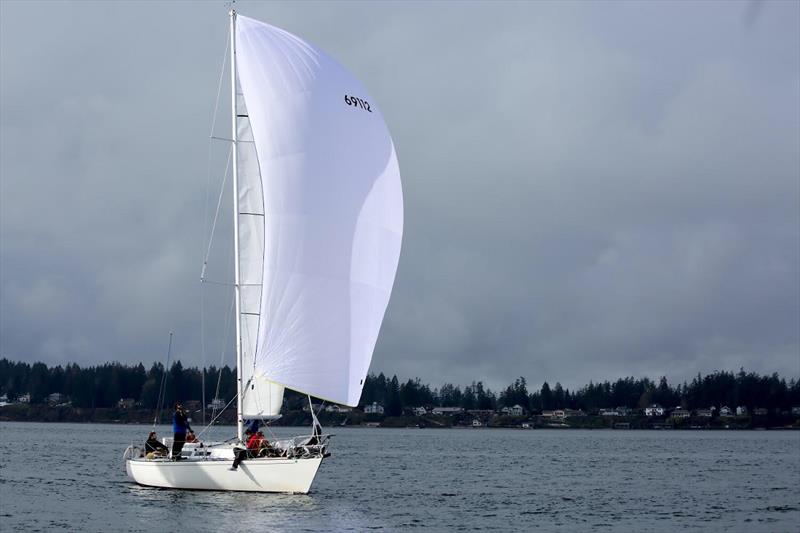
1 404 798 430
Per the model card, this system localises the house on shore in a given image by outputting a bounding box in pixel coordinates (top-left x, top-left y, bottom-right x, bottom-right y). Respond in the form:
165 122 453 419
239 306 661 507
467 409 495 417
670 408 691 419
302 403 323 413
719 406 733 417
207 398 226 410
736 406 748 416
325 404 352 413
431 407 463 416
500 404 525 417
364 402 384 415
644 405 665 417
48 393 67 406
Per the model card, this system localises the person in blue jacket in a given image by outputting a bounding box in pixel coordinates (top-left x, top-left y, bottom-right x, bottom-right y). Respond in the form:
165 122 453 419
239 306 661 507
171 403 192 460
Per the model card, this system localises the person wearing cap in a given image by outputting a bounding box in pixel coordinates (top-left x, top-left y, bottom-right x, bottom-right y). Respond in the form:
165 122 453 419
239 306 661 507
145 431 169 459
171 402 192 460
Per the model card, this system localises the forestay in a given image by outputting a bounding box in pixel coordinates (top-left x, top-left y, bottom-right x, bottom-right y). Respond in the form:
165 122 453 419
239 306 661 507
235 15 403 406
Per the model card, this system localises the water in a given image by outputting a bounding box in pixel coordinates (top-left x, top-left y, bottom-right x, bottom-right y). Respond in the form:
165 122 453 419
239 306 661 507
0 423 798 532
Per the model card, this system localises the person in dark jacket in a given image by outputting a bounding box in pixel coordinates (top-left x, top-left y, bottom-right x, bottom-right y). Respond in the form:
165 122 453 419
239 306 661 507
171 403 192 460
145 431 169 458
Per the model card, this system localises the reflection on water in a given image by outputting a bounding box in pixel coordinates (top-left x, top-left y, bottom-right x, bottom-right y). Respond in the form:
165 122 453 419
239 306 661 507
1 422 798 532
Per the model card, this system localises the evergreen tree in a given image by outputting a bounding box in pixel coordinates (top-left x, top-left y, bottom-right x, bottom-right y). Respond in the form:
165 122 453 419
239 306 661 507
540 382 553 410
386 375 402 416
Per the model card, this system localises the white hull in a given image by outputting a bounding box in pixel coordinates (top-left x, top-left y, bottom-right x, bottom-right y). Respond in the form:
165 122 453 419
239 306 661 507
126 456 323 493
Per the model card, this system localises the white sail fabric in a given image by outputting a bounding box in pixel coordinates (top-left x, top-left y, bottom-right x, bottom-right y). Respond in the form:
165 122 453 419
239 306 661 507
235 15 403 406
236 79 284 418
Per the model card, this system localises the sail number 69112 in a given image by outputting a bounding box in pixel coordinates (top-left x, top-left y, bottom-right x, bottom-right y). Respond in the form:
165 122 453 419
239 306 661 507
344 95 372 112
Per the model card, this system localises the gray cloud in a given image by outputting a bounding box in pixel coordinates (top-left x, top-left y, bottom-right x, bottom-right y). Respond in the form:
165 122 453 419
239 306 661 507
1 1 798 392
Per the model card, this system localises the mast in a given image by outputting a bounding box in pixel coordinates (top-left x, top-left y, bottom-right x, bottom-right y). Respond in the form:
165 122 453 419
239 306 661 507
229 8 244 443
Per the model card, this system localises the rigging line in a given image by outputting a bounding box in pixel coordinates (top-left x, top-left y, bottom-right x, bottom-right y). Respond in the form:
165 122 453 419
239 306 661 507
153 332 174 430
201 279 235 287
211 293 236 421
200 26 230 282
200 146 232 281
209 25 230 140
201 287 205 427
200 27 228 431
200 280 260 287
196 390 241 440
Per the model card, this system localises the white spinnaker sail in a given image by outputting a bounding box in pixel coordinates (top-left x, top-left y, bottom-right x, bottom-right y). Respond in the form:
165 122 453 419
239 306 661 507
235 15 403 407
237 80 284 418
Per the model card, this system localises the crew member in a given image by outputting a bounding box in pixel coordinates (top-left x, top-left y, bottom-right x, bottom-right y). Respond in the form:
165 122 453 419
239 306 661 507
145 431 169 459
230 429 259 470
171 403 192 460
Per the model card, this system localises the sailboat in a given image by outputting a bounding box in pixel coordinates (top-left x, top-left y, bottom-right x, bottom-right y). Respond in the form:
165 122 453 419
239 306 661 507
124 10 403 493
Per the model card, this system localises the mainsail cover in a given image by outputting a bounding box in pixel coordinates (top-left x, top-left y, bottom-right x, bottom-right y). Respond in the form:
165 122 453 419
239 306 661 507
235 15 403 407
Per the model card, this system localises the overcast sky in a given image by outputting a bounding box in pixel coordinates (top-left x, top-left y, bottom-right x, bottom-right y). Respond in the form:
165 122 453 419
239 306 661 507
1 1 798 392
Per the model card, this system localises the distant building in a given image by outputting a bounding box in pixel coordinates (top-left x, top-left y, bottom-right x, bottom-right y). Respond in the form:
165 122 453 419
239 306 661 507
616 406 633 416
599 408 619 417
501 405 525 417
431 407 463 416
117 398 135 409
791 406 800 416
183 400 201 412
736 406 748 416
325 404 352 413
18 393 30 404
302 403 324 413
753 408 768 416
411 407 427 416
644 405 665 417
364 402 384 415
695 409 713 417
48 393 66 405
207 398 226 410
670 408 691 419
471 419 482 427
467 409 495 417
539 410 575 419
719 406 732 417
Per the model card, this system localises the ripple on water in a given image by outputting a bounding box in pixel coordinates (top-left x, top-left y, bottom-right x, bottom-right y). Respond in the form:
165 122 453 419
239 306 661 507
1 423 799 532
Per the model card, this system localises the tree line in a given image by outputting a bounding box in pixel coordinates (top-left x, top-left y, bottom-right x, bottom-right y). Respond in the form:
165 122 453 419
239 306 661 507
1 358 798 415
